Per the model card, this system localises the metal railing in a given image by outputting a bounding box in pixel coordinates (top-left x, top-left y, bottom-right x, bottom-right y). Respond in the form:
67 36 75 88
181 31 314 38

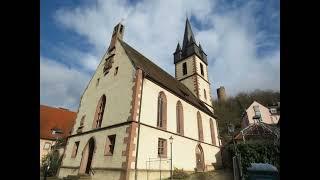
89 167 95 176
145 157 171 180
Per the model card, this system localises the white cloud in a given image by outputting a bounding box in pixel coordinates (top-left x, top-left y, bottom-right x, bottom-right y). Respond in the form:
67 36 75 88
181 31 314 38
40 56 91 111
43 0 279 108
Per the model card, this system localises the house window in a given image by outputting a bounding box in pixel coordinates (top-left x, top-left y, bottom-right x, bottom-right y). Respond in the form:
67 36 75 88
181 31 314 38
209 119 217 145
200 63 204 76
270 108 277 114
204 89 207 100
197 112 204 141
114 67 119 76
253 105 261 115
253 105 261 122
176 101 184 135
93 95 106 129
158 138 167 158
182 62 187 75
103 55 114 76
71 141 80 158
96 78 100 87
43 142 51 150
105 135 116 156
157 92 167 130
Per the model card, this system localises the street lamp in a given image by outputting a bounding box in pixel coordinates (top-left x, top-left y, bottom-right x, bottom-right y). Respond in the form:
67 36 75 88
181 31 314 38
169 136 173 180
228 123 243 180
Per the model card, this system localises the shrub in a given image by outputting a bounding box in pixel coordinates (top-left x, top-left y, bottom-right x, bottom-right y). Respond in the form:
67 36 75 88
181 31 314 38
40 150 62 177
172 167 189 179
227 140 280 178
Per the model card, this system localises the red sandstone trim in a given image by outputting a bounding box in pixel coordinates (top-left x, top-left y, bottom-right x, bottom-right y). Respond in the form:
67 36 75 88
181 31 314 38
120 69 143 180
193 56 200 97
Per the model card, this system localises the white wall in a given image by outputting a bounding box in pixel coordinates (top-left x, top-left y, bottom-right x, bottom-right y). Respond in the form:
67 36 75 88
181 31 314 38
136 79 221 172
136 125 221 171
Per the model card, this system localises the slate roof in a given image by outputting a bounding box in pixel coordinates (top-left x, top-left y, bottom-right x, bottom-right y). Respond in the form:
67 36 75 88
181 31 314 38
40 105 76 140
174 18 208 65
119 40 216 118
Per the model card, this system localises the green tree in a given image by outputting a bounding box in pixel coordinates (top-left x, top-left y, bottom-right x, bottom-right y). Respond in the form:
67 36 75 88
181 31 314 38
41 150 61 177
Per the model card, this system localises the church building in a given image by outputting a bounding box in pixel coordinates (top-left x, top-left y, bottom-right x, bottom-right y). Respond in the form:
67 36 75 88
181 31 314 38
58 18 222 180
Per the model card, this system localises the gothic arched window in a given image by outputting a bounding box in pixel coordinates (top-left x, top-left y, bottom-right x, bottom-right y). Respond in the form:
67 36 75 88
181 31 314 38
92 95 106 129
157 92 167 130
176 101 184 135
197 111 204 141
209 118 217 145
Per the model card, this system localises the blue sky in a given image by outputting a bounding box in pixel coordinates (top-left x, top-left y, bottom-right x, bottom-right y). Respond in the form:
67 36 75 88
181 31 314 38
40 0 279 111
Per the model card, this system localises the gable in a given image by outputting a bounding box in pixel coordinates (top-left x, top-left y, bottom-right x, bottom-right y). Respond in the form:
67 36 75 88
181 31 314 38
72 40 137 134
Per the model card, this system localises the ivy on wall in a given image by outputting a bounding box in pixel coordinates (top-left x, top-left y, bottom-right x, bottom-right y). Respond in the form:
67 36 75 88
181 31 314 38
227 140 280 177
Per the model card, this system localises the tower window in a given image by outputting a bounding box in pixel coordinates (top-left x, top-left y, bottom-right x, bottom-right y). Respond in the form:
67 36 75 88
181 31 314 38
182 62 187 75
200 63 204 76
204 89 207 100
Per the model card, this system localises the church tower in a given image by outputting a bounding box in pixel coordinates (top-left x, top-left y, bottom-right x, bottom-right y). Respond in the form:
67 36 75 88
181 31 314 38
174 18 213 111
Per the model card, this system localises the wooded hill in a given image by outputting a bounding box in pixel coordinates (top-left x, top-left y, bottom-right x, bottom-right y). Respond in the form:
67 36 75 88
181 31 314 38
212 89 280 142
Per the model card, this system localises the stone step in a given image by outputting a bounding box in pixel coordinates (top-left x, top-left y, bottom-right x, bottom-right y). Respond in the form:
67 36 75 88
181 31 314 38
62 174 91 180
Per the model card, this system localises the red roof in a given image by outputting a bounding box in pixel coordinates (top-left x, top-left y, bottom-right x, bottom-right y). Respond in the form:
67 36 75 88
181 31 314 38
40 105 77 140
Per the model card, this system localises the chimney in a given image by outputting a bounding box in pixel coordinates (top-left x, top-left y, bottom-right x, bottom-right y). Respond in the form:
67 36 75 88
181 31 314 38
217 86 227 102
108 23 125 52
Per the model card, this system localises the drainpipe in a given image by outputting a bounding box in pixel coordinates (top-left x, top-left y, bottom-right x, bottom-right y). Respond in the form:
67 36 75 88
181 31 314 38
134 70 145 180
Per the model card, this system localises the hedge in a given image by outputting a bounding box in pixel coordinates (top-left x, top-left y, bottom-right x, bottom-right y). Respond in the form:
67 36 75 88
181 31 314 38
227 140 280 178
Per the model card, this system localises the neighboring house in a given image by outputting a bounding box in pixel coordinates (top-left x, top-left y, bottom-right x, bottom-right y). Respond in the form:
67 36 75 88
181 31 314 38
236 101 280 142
40 105 76 164
241 101 280 129
58 18 221 180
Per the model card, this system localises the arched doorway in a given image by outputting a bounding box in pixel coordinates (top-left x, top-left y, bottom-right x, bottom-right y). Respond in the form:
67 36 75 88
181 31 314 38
79 138 95 175
195 144 205 172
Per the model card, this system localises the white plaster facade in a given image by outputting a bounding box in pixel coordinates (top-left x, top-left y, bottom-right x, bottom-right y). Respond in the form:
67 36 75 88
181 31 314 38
58 31 137 180
242 101 280 128
57 22 221 180
40 139 54 163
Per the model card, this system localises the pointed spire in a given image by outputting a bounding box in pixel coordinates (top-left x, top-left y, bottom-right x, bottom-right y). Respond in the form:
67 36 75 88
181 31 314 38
175 42 181 52
199 43 203 51
182 17 196 48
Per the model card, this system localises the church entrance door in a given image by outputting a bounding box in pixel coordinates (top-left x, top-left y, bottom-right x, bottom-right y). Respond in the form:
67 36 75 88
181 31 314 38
79 137 95 175
195 144 205 172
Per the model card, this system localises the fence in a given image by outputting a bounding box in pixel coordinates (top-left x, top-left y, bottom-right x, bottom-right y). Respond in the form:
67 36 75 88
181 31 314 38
145 157 172 180
233 154 243 180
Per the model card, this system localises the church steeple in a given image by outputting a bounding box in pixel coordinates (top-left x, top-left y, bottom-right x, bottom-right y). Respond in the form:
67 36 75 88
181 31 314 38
182 18 196 48
174 18 207 65
173 18 213 112
175 42 181 52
